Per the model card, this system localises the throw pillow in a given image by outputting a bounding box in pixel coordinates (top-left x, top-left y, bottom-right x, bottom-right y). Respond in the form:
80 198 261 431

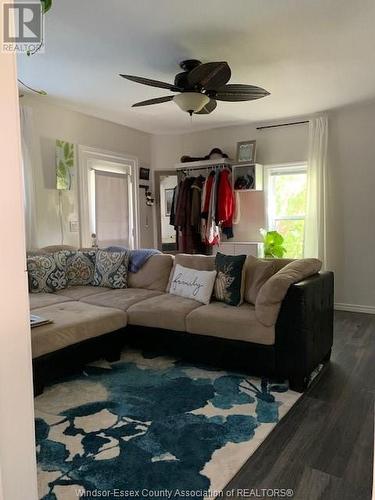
214 252 247 306
66 250 97 286
169 263 216 305
167 253 216 292
27 252 69 293
93 249 129 289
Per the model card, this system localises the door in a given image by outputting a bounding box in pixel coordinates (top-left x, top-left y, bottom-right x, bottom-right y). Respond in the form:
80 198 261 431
155 170 178 252
78 147 139 249
1 43 38 500
95 169 130 247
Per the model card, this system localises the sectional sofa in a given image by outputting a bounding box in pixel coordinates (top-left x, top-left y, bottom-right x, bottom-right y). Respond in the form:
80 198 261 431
30 250 334 395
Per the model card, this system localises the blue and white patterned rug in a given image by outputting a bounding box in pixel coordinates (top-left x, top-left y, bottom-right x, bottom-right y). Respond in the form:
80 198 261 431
35 349 301 500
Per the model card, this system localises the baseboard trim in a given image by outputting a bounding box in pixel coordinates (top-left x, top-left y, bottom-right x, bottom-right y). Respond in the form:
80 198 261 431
335 303 375 315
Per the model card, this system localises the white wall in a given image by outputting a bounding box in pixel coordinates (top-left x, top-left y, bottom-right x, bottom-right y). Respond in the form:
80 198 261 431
328 101 375 310
23 97 154 249
0 40 38 500
152 106 375 310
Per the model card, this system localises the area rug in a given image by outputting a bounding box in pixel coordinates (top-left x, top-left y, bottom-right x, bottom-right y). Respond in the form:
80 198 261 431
35 349 302 500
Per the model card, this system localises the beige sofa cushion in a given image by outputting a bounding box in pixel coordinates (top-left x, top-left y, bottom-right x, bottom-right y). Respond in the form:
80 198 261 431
128 254 173 292
128 293 202 331
167 254 216 291
186 301 275 345
29 293 71 310
81 288 162 311
244 257 295 305
270 258 295 273
256 258 322 327
31 301 127 358
244 256 276 305
55 286 109 300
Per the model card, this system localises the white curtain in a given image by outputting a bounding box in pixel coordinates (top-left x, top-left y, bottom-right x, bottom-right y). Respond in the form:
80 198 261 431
95 170 130 247
20 105 39 250
304 116 328 265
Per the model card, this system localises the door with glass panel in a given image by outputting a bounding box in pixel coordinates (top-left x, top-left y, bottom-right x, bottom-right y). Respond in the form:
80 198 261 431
89 161 135 249
94 169 131 247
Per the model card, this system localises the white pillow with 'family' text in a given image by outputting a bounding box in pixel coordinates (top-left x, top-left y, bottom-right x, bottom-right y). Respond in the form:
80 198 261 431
169 264 217 305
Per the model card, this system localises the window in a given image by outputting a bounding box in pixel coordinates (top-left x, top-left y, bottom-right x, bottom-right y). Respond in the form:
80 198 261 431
265 164 307 258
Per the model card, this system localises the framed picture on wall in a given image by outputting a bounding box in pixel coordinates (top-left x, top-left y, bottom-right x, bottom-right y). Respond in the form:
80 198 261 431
236 140 257 163
139 167 150 181
165 188 174 216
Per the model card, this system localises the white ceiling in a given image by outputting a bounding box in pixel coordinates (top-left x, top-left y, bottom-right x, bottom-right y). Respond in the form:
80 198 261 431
17 0 375 134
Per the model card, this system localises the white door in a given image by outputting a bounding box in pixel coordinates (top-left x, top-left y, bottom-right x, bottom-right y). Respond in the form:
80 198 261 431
78 147 139 249
95 170 130 247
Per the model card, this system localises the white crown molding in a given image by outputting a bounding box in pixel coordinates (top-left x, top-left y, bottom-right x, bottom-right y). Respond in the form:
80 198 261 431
335 303 375 315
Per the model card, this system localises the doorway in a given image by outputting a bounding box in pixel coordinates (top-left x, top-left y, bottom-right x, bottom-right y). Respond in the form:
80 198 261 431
154 170 178 252
78 146 139 249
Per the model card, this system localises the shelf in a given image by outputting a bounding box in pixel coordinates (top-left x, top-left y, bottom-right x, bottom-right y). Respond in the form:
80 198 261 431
175 158 233 169
233 163 263 191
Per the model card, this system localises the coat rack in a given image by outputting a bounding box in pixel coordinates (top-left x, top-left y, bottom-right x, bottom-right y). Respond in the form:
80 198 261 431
175 158 233 178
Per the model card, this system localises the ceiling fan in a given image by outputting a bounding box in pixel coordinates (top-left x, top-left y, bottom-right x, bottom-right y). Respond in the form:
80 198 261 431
120 59 270 115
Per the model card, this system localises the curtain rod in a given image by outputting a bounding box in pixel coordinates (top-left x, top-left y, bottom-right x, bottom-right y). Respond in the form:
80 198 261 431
256 120 309 130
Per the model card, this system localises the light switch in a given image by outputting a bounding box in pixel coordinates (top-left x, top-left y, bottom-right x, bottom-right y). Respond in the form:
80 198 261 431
69 221 79 232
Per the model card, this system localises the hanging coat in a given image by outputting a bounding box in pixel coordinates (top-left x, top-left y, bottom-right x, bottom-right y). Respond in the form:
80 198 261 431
200 172 215 243
217 169 235 239
190 175 205 228
207 170 220 246
169 185 177 227
174 177 194 228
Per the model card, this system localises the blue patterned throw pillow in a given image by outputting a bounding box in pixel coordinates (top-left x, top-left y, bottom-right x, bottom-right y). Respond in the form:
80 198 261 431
27 252 68 293
214 252 247 306
93 249 129 289
66 250 97 286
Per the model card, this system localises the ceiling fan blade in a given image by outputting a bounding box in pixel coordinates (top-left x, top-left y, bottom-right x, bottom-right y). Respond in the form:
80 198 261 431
215 84 270 101
120 74 180 91
132 96 174 108
188 62 231 90
195 99 217 114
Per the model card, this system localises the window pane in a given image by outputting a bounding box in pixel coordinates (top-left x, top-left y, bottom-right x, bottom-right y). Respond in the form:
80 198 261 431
273 173 307 217
275 219 305 258
95 171 129 247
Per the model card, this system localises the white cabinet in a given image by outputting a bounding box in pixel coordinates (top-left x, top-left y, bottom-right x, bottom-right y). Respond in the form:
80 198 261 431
213 241 264 257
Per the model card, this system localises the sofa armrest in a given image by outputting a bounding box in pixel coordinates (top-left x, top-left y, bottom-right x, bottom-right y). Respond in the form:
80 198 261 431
275 271 334 390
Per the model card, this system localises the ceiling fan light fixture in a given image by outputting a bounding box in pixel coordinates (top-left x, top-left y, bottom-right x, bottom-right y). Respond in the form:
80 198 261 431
173 92 210 115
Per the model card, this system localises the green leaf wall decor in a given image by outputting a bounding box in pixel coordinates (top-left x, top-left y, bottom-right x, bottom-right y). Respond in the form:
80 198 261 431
56 140 75 190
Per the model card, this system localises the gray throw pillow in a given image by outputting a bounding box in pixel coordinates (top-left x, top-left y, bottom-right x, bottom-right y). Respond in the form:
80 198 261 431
93 249 129 289
27 252 69 293
66 250 97 286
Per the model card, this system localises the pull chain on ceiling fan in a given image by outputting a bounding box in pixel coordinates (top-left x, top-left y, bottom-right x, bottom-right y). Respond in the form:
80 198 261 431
120 59 270 115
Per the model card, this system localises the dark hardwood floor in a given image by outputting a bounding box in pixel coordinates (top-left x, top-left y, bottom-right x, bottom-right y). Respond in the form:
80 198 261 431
224 311 374 500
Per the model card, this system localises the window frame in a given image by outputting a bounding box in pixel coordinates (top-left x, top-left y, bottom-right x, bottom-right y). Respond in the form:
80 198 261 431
78 146 139 249
264 162 308 255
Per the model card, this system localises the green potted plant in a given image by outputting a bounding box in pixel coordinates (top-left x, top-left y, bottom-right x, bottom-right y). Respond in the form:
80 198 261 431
260 228 287 258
